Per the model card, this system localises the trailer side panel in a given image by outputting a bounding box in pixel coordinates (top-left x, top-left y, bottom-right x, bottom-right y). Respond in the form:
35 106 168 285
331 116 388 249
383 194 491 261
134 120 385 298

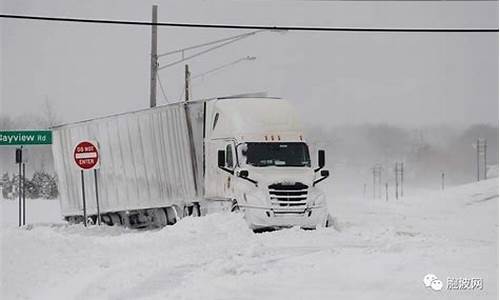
52 103 201 217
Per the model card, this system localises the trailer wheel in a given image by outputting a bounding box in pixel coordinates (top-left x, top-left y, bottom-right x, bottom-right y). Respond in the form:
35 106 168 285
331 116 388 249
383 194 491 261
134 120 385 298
165 207 177 225
183 205 191 217
86 216 95 226
109 213 122 226
150 209 168 228
192 202 201 217
173 205 183 221
101 214 113 226
66 216 80 224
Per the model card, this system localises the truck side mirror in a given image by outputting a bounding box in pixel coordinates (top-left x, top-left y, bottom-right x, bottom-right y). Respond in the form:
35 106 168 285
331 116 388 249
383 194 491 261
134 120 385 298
237 169 257 186
218 150 225 168
313 168 330 186
318 150 325 169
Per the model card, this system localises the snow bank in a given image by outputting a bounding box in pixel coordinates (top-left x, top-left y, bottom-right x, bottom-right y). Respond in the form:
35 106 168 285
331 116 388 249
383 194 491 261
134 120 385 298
1 179 498 299
1 198 63 226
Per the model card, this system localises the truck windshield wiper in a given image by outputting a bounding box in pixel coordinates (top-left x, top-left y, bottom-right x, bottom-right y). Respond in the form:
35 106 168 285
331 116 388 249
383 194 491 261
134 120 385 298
285 163 309 167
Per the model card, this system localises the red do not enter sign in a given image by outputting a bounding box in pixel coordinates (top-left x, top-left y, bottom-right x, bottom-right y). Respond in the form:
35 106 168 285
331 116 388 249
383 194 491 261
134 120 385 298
74 141 99 170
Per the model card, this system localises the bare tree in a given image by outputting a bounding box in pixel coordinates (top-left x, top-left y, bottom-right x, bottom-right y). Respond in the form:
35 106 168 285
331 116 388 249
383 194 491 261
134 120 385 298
42 95 59 128
0 115 13 130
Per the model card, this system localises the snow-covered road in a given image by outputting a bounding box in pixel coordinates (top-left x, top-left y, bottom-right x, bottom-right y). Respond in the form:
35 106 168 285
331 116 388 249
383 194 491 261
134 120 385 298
1 179 498 300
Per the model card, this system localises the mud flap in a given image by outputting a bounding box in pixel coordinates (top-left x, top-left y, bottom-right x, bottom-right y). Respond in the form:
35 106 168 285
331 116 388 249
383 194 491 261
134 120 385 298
325 214 334 227
325 214 341 231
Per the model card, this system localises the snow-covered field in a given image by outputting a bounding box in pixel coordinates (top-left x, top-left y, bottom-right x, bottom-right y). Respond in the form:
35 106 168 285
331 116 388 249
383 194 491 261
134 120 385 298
1 179 498 300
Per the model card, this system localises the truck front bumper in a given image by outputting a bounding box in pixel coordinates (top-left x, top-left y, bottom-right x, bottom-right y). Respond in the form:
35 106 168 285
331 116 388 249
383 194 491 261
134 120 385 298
240 205 329 230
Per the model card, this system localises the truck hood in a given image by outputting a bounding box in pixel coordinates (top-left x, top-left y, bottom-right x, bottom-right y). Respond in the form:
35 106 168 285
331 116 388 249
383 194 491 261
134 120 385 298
243 166 315 187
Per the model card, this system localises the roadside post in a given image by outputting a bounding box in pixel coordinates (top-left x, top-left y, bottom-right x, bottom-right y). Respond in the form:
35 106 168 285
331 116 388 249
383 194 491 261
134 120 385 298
73 141 100 226
16 147 22 227
22 160 26 226
94 168 101 225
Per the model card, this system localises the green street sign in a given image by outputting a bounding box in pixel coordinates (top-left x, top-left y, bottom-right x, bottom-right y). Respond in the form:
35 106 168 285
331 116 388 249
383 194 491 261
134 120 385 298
0 130 52 145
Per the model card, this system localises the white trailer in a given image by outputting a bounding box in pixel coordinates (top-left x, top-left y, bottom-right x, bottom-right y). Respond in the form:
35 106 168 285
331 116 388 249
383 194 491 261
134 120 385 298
52 97 331 230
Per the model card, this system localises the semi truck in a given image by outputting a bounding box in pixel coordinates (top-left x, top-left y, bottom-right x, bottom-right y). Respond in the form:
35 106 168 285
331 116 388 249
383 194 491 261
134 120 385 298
52 96 332 230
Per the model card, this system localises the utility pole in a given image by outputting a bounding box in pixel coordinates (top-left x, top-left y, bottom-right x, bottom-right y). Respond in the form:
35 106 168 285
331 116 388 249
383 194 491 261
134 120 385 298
441 172 445 190
395 163 399 200
371 165 382 199
149 5 158 108
372 167 376 199
183 63 198 195
400 162 404 197
185 64 191 101
476 139 480 182
484 139 487 180
385 182 388 201
378 167 382 199
394 162 404 200
476 139 487 181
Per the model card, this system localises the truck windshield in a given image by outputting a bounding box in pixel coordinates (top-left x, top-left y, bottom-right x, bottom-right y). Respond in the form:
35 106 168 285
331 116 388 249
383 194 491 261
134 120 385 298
238 142 311 167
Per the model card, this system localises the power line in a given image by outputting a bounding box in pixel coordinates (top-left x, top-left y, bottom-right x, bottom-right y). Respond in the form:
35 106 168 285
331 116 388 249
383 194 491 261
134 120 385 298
299 0 497 1
0 14 497 32
192 56 256 80
156 73 169 103
158 34 251 70
158 30 263 58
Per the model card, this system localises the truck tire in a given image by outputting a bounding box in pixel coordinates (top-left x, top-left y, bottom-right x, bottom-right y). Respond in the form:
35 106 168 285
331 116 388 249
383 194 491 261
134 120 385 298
150 208 168 228
109 213 122 226
183 205 191 217
182 203 201 217
65 216 79 224
192 202 201 217
101 214 112 226
86 216 95 226
173 205 183 221
165 207 177 225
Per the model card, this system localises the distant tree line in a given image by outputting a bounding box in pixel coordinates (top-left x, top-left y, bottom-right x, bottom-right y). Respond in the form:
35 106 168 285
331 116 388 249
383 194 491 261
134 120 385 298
1 171 58 200
306 123 499 189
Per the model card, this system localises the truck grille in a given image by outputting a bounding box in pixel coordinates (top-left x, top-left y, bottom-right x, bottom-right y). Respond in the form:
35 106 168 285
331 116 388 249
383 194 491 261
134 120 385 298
268 183 308 212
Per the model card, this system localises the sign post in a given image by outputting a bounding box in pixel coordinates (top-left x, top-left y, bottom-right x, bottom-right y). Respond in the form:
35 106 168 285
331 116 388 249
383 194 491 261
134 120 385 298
94 169 101 226
16 147 22 227
22 162 26 226
74 141 100 227
80 170 87 226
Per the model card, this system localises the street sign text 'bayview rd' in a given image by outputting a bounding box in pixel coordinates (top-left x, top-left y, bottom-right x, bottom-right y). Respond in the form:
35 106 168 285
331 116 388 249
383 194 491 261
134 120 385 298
0 130 52 145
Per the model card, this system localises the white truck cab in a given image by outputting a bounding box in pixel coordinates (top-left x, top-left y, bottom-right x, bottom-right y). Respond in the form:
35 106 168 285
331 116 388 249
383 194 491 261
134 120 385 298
204 97 331 230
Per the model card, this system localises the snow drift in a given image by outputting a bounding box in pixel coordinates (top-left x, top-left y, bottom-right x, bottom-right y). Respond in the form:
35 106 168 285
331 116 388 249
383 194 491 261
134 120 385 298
1 179 498 299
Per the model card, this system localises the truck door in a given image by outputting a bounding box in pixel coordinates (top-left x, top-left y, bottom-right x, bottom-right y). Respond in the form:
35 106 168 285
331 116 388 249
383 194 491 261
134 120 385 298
224 143 236 195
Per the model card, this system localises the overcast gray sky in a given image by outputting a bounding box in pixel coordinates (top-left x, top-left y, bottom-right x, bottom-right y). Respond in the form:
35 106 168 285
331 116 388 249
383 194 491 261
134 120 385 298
1 0 498 128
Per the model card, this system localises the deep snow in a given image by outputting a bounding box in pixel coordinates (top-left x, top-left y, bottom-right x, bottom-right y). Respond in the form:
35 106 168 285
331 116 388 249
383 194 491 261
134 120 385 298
1 179 498 300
